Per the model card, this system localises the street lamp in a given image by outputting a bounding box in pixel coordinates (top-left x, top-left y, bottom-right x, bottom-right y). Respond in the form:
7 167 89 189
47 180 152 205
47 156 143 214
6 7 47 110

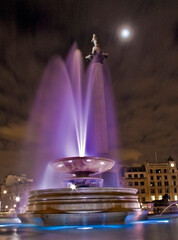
3 190 7 194
15 196 20 202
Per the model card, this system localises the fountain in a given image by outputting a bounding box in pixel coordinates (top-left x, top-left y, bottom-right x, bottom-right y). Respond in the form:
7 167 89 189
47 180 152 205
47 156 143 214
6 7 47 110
19 35 141 226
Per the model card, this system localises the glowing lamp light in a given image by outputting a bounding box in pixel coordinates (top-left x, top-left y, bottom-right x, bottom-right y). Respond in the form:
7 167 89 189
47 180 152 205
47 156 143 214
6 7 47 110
70 184 76 190
68 160 73 163
3 190 7 194
77 227 93 230
14 204 16 208
15 196 20 202
170 163 175 167
86 159 91 162
100 161 105 165
58 164 63 168
5 205 8 209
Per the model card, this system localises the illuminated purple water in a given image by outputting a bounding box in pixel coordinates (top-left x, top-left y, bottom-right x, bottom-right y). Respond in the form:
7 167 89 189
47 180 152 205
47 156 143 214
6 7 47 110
27 45 118 188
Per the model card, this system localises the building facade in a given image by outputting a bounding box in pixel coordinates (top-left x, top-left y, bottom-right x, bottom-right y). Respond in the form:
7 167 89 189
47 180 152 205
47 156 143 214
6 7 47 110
0 174 33 213
122 157 178 203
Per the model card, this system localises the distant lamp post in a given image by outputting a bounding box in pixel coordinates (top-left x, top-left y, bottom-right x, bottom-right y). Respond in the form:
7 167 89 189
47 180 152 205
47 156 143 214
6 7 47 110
15 196 20 202
14 204 17 208
5 205 8 209
3 190 7 194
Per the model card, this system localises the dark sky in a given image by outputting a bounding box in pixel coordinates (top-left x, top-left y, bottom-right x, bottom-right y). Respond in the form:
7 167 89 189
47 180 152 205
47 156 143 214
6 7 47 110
0 0 178 180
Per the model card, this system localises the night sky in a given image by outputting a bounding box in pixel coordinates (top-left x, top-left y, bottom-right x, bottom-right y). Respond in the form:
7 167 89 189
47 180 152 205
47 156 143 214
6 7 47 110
0 0 178 181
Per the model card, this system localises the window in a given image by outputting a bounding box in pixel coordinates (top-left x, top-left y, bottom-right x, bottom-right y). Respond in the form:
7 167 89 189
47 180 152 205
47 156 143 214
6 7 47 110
156 169 161 173
128 174 132 178
150 169 153 173
172 169 175 173
135 182 138 186
164 176 168 180
175 195 178 201
140 182 144 186
140 174 144 178
164 169 167 173
173 181 176 186
158 195 162 200
174 188 177 193
141 189 145 193
151 196 155 201
172 176 176 179
134 174 138 178
157 176 161 180
158 182 162 186
128 182 133 186
142 197 146 202
158 189 162 194
150 182 155 187
165 181 169 186
151 189 155 194
151 176 154 180
165 188 169 193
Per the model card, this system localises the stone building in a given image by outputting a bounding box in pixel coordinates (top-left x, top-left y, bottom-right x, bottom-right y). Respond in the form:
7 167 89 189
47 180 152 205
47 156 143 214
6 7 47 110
121 157 178 203
0 174 33 213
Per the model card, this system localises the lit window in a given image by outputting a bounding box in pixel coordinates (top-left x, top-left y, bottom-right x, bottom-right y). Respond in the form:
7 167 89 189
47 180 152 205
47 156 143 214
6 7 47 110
151 196 155 201
158 195 162 200
156 169 161 173
150 182 155 187
174 195 178 201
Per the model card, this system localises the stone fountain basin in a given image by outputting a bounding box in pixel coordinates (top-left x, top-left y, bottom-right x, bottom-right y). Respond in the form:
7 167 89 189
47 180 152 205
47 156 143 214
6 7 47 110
51 156 115 175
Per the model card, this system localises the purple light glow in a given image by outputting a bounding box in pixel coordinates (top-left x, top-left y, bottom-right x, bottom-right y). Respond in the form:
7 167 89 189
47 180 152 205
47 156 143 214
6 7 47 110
26 45 119 188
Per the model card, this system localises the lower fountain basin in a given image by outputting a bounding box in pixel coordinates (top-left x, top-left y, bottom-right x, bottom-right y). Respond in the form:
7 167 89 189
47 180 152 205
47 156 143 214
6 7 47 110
19 187 141 226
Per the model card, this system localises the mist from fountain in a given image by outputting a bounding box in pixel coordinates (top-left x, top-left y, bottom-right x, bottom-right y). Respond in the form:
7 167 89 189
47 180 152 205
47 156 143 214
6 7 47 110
26 44 119 189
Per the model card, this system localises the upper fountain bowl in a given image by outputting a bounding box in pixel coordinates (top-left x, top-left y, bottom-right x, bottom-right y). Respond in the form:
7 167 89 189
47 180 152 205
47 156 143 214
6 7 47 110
51 156 115 176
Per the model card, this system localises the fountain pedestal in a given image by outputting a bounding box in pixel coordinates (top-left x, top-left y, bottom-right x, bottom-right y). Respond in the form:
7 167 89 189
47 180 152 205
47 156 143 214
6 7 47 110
51 156 114 187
